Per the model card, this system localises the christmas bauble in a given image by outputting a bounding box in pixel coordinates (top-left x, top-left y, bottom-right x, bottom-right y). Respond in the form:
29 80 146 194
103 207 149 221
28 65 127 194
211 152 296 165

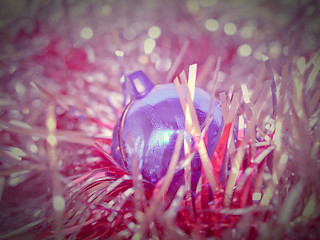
112 71 223 192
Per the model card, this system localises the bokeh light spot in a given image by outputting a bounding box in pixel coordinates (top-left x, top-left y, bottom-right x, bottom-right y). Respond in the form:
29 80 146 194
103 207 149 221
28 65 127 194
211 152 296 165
47 134 57 146
148 26 161 39
205 19 219 32
80 27 93 39
269 42 281 59
115 50 124 57
123 26 136 40
155 57 172 72
15 82 25 95
101 4 112 16
144 38 156 55
224 22 237 35
240 25 255 39
53 195 65 212
46 117 56 131
238 44 252 57
138 54 149 65
253 51 262 61
29 144 38 154
186 0 200 13
252 192 262 201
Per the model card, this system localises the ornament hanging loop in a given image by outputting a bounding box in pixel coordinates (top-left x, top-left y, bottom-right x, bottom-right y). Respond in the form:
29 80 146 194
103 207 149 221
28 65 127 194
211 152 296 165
126 70 154 99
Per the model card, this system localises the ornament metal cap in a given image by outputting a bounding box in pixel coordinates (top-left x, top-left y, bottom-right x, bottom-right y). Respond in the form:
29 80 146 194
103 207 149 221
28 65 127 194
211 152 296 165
126 70 155 99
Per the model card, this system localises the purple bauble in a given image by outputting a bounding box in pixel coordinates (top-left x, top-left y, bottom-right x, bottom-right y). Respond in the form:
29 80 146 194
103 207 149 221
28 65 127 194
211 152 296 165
112 71 223 192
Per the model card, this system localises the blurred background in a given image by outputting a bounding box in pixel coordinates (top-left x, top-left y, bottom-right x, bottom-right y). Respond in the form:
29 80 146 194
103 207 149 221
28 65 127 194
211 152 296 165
1 0 319 89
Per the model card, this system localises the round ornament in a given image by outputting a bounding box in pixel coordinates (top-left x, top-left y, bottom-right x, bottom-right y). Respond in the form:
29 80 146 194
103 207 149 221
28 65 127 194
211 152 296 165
112 71 223 192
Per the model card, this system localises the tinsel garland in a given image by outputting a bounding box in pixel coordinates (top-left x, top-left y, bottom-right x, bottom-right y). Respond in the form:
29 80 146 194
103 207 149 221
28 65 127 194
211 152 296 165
0 0 319 239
